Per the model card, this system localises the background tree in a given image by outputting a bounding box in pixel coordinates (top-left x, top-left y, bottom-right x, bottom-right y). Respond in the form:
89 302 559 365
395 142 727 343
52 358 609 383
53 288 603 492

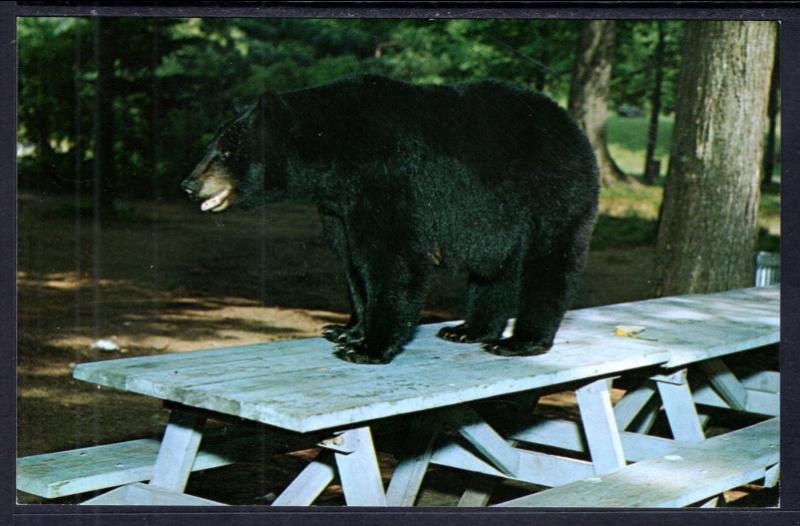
761 24 780 190
643 21 665 184
653 21 776 296
568 20 630 186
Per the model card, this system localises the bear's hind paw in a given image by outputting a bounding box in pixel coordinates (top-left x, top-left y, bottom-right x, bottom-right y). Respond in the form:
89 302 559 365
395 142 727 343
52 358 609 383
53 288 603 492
437 324 477 343
482 339 552 357
322 324 362 344
333 342 401 365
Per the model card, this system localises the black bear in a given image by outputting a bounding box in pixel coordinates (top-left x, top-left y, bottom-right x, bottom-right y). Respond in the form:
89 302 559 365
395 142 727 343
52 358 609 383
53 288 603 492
181 75 599 364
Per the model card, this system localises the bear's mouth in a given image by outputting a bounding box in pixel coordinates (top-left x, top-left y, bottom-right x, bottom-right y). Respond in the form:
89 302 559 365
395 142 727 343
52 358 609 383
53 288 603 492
201 188 233 212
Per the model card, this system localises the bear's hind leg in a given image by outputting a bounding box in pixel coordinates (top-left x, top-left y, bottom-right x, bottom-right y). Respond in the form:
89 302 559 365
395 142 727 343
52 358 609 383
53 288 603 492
335 255 431 364
438 266 518 343
484 218 592 357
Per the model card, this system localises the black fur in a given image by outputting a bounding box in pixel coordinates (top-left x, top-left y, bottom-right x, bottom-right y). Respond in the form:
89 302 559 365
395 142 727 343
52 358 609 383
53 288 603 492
182 75 599 364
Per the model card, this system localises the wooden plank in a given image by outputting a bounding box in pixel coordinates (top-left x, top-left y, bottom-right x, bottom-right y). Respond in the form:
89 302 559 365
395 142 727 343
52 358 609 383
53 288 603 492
457 475 499 507
764 463 780 488
272 454 335 506
566 286 779 368
385 414 439 507
71 287 776 433
699 359 748 411
81 482 224 506
430 440 595 488
444 406 520 476
16 426 296 499
628 395 660 435
148 410 206 492
614 383 656 431
576 379 626 476
75 334 668 433
739 370 779 393
333 427 387 506
654 371 705 443
509 419 677 462
456 394 539 507
692 383 779 416
496 417 779 508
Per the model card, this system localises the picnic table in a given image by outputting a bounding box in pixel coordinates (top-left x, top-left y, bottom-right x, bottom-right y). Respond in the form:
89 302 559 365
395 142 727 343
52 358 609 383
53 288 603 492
17 286 779 507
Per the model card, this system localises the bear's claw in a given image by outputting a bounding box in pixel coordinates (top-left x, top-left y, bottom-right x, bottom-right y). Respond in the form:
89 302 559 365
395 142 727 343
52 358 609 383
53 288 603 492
322 324 362 344
333 341 401 365
437 325 476 343
482 340 552 357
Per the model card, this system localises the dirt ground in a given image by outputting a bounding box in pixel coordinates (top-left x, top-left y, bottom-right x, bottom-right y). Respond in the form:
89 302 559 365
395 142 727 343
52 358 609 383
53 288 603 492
15 193 779 507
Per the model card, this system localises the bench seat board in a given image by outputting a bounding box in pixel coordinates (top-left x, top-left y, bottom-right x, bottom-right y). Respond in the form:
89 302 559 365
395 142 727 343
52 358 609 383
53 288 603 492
496 417 779 508
81 482 225 506
16 427 276 498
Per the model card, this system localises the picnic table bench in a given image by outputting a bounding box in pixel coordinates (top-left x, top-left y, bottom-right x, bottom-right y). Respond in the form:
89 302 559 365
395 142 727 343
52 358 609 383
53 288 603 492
16 285 779 507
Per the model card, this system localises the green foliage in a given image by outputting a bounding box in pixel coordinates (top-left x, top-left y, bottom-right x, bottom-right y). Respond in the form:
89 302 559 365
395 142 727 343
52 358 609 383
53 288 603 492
14 15 779 226
17 17 587 199
612 21 684 114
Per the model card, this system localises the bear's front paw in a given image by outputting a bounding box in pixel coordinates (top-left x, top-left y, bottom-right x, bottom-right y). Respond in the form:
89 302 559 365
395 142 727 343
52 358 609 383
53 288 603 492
333 342 400 365
437 324 476 343
482 339 552 357
321 324 362 344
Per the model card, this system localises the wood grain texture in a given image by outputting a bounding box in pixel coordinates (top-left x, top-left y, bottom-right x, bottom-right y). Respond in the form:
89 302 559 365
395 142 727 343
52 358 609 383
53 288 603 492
81 482 225 506
496 417 779 508
16 426 279 498
72 287 776 433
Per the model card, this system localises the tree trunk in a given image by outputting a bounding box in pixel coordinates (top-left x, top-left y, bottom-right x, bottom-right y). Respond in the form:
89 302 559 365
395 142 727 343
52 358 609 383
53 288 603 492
643 21 665 185
93 17 115 221
653 21 776 296
761 25 780 190
569 20 630 186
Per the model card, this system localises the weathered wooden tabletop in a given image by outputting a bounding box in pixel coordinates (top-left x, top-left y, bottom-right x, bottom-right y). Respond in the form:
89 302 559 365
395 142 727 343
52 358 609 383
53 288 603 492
567 285 779 368
73 286 778 433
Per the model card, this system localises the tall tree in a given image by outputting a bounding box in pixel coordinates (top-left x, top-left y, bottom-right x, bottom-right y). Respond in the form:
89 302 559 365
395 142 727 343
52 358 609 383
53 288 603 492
653 21 776 296
643 21 665 184
761 24 780 190
568 20 630 186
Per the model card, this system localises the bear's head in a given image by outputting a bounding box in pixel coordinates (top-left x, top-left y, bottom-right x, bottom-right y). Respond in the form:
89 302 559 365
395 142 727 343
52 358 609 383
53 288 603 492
181 94 289 212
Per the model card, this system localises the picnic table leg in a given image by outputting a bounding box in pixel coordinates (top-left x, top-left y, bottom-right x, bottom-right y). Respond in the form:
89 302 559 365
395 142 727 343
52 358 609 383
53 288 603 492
386 414 439 506
614 381 657 431
458 393 539 507
148 409 207 492
441 405 520 477
576 378 626 476
272 452 336 506
764 463 780 488
330 426 388 506
653 369 705 443
698 358 748 411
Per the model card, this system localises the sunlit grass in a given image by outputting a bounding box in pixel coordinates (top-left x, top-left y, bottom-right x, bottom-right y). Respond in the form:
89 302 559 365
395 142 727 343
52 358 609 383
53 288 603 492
607 114 673 178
